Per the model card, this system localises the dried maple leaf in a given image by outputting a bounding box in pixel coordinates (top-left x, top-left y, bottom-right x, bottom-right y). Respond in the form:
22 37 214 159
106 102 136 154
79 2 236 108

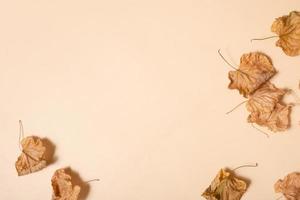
246 82 287 114
228 52 276 97
271 11 300 56
15 136 47 176
202 169 247 200
51 168 81 200
274 172 300 200
248 103 291 132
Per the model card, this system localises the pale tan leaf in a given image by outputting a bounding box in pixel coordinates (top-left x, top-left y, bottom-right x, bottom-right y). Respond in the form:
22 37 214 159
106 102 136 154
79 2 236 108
271 11 300 56
247 103 291 132
51 168 81 200
15 136 47 176
228 52 276 97
275 172 300 200
246 82 287 114
244 82 291 132
202 169 247 200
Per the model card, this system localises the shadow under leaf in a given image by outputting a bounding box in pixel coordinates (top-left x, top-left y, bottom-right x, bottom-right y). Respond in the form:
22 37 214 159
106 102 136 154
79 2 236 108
42 137 57 165
226 167 251 187
65 167 90 200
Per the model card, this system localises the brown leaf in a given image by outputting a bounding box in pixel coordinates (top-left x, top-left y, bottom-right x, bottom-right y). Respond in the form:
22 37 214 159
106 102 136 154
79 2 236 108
271 11 300 56
51 168 81 200
246 82 287 114
228 52 276 97
274 172 300 200
15 136 47 176
202 169 247 200
248 103 291 132
244 82 291 132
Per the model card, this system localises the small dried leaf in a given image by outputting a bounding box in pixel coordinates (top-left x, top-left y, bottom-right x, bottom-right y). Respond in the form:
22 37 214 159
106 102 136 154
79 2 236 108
202 169 247 200
228 52 276 97
274 172 300 199
15 136 46 176
248 103 291 132
244 82 291 132
246 82 286 114
271 11 300 56
51 168 81 200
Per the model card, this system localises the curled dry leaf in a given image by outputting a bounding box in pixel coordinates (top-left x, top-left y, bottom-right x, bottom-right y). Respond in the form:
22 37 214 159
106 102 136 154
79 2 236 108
202 169 247 200
274 172 300 200
228 52 276 97
248 103 291 132
246 82 291 132
51 168 81 200
246 82 286 114
15 136 47 176
271 11 300 56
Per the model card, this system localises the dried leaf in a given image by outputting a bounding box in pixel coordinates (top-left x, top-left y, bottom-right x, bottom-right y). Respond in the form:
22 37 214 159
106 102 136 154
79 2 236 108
202 169 247 200
15 136 47 176
248 103 291 132
246 82 286 114
224 50 291 132
228 52 276 97
51 168 81 200
274 172 300 200
271 11 300 56
246 82 291 132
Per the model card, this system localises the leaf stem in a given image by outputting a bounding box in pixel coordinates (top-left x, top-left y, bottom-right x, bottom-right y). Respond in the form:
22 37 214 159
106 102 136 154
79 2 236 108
85 179 100 183
233 163 258 171
251 123 269 138
251 35 279 42
218 49 239 71
218 49 249 77
226 100 248 115
19 120 24 151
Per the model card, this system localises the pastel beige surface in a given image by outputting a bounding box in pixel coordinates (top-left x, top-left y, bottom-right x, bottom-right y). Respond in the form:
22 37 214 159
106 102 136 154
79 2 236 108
1 0 300 199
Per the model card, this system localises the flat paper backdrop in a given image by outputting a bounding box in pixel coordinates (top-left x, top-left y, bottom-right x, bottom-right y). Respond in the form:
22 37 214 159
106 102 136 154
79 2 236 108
0 0 300 199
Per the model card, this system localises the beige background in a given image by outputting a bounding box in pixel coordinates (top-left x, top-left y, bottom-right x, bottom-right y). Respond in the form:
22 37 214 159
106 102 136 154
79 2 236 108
1 0 300 199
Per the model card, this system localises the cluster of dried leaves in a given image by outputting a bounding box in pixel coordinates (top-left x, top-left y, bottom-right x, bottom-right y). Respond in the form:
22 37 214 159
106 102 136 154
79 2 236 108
228 52 291 132
202 10 300 200
202 168 300 200
13 10 300 200
15 121 89 200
